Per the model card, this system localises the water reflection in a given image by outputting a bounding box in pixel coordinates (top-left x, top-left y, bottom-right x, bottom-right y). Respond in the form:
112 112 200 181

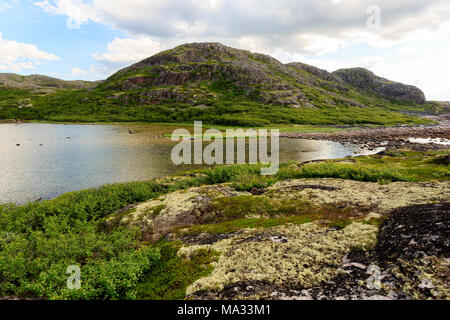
0 123 379 204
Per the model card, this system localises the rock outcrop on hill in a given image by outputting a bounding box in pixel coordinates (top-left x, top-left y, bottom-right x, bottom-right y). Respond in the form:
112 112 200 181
334 67 426 104
100 42 427 108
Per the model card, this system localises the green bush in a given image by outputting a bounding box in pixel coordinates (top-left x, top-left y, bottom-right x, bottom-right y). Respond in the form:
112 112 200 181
0 174 213 300
230 172 277 192
0 179 198 300
0 218 161 299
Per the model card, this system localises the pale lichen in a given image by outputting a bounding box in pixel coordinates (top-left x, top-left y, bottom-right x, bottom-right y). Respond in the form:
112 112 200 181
120 184 250 241
267 179 449 213
181 222 378 296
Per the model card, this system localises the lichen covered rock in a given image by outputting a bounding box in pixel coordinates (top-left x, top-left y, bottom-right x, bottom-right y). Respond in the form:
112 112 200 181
181 222 378 298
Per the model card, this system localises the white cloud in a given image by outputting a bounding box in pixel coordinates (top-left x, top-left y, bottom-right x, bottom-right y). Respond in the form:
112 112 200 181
92 36 164 74
0 32 59 71
33 0 450 54
34 0 450 99
93 36 163 65
70 67 88 76
300 35 347 56
0 0 16 12
34 0 100 29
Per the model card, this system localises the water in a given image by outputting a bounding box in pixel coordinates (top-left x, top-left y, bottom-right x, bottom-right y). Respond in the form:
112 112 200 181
0 123 380 204
408 137 450 146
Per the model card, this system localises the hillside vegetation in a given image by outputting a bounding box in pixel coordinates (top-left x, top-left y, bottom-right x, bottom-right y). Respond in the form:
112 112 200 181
0 43 438 126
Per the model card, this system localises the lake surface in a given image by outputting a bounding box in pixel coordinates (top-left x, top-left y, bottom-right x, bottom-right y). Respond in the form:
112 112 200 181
0 123 381 204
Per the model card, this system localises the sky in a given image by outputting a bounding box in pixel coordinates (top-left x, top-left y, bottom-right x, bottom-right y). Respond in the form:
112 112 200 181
0 0 449 100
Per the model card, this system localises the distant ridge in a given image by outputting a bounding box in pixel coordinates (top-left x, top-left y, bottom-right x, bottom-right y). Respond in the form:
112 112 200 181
0 73 99 92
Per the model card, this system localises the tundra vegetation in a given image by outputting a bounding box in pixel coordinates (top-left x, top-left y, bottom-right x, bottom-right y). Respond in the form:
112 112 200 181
0 150 448 300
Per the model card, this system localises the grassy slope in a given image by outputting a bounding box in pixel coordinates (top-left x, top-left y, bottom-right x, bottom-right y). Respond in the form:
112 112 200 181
0 43 439 126
0 150 448 300
0 86 433 126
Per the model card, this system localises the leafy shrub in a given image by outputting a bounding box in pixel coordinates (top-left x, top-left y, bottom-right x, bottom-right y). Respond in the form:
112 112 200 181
230 173 277 192
0 179 197 299
0 219 161 299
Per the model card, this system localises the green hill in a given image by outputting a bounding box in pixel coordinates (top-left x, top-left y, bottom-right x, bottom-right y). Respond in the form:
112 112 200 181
0 43 437 126
0 73 98 92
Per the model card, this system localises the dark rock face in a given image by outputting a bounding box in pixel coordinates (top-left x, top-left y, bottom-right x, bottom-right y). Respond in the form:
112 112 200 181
376 202 450 260
102 42 428 108
334 67 426 104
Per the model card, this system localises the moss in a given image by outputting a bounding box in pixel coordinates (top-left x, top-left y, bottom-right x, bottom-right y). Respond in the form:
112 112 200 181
268 178 449 214
135 241 220 300
204 195 366 224
183 216 315 235
146 204 167 219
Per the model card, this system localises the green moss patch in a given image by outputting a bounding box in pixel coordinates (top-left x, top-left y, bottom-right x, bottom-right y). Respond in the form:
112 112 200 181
135 242 220 300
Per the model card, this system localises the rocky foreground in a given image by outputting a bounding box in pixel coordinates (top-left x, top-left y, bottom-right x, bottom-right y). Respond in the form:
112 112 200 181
0 148 447 300
110 162 449 300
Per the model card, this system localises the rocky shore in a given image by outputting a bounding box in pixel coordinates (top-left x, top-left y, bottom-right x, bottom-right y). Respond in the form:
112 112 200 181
281 121 450 152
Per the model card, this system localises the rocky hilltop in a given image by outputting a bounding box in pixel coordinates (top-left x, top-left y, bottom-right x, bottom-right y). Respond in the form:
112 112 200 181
101 42 426 108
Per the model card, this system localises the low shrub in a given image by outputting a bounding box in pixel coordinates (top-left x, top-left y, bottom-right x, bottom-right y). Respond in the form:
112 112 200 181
299 162 414 183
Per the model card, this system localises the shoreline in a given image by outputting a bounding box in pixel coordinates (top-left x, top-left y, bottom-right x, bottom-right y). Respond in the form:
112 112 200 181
0 118 443 132
2 118 450 151
281 122 450 151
